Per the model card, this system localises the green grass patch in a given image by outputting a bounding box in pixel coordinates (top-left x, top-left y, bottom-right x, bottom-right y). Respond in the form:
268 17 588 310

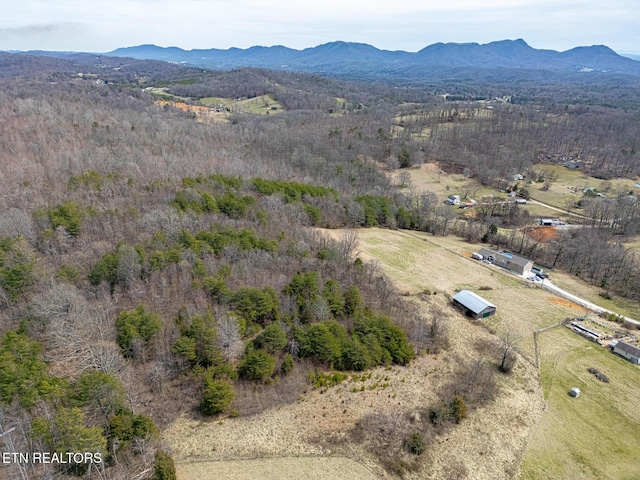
199 97 232 107
521 327 640 480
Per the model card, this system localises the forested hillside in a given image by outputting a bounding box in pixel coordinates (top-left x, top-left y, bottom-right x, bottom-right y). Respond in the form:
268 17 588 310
0 54 639 479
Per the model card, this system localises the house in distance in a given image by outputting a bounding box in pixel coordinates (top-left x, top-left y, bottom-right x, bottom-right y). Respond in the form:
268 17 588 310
453 290 497 319
611 341 640 364
476 248 534 276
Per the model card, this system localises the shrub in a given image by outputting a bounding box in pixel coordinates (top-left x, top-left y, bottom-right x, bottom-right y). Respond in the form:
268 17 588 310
231 287 280 326
0 330 51 408
56 264 80 282
284 271 320 308
152 450 177 480
31 407 107 475
354 195 392 227
407 433 426 455
429 407 447 425
47 201 84 236
296 321 346 367
398 147 412 168
217 192 251 218
238 349 275 381
355 315 415 365
343 285 364 317
304 204 322 226
200 377 234 415
175 312 224 368
172 335 197 364
281 353 295 375
450 395 467 423
109 411 157 449
323 279 344 318
341 337 373 371
72 370 127 419
88 251 118 287
308 370 348 389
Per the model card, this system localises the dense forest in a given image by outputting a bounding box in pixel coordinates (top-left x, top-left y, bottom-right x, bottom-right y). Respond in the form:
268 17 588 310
0 54 639 478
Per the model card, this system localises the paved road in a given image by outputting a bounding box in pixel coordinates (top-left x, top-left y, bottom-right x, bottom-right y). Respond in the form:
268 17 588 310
524 275 640 327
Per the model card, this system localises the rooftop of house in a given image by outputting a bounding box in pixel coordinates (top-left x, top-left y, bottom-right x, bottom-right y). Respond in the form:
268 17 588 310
614 341 640 358
477 248 532 268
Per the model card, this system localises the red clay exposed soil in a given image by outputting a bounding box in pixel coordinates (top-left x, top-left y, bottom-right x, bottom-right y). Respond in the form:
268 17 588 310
525 226 559 242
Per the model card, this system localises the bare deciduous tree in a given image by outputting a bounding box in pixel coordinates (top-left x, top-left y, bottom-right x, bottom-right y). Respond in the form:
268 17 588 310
217 314 243 362
497 329 520 373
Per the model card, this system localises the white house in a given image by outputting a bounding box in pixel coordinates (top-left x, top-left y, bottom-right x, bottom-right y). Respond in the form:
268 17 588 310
612 341 640 364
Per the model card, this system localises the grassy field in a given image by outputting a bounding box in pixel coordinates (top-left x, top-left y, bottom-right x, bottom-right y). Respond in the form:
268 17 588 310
352 228 640 480
519 327 640 480
200 94 284 115
524 163 639 211
355 229 582 357
389 163 501 201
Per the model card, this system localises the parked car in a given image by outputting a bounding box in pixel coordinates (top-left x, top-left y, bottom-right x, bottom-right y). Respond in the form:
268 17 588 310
531 266 549 279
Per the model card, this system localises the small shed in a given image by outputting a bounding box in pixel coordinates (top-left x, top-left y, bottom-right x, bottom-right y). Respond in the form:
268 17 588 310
452 290 496 319
612 341 640 364
569 387 581 397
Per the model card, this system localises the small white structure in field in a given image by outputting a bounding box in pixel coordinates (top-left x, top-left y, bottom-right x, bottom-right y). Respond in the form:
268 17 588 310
446 195 461 205
569 387 581 398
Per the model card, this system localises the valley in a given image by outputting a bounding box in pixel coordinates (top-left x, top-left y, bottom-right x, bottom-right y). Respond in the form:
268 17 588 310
0 49 639 480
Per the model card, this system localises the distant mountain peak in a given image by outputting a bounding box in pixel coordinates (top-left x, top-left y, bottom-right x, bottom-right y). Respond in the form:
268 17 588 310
103 39 640 77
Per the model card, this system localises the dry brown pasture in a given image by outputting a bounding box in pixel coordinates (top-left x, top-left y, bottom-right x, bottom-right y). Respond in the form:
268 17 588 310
165 227 591 480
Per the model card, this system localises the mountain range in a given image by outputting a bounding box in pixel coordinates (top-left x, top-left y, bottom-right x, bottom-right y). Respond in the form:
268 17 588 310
104 39 640 77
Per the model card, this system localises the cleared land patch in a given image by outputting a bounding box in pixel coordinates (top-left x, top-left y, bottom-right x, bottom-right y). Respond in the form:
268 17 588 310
547 297 587 312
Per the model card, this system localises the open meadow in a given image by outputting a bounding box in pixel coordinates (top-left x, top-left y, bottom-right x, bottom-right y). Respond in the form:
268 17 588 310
353 228 584 357
519 327 640 480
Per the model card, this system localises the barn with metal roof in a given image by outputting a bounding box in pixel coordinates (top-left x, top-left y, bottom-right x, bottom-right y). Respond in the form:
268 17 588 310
452 290 496 319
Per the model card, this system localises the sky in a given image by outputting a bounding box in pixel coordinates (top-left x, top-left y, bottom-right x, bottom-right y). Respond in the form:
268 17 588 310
1 0 639 55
